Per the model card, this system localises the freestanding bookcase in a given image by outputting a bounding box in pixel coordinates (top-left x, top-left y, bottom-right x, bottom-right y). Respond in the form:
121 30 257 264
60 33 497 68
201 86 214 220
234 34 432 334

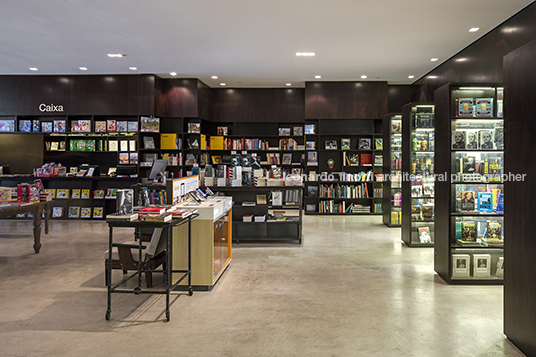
401 103 435 247
382 113 402 227
434 83 504 284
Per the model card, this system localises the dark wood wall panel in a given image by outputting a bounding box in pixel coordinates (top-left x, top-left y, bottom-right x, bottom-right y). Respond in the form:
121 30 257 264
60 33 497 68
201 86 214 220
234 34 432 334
305 81 388 119
155 78 199 118
0 75 155 115
211 88 305 123
197 80 212 121
388 85 412 113
503 38 536 357
0 134 43 174
412 2 536 101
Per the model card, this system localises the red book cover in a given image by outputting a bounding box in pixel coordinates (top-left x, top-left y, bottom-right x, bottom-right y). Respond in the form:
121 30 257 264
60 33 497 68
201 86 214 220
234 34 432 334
360 153 372 166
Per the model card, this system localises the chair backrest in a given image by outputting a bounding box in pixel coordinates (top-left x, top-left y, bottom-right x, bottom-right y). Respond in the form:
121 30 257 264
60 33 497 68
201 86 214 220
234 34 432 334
145 228 164 258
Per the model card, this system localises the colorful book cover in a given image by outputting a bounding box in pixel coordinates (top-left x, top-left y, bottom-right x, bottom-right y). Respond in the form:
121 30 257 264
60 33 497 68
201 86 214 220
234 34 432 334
41 122 53 133
71 189 81 199
460 191 475 211
52 206 63 218
341 138 351 150
493 122 504 150
304 124 315 135
128 121 138 132
0 187 12 203
375 138 383 150
117 121 128 132
119 152 129 164
129 152 138 164
18 120 31 132
105 188 117 199
86 140 96 151
460 221 477 242
68 206 80 218
478 192 493 213
458 98 474 117
475 98 493 118
53 120 66 133
93 189 105 199
0 119 15 132
70 120 79 132
488 189 501 211
44 189 56 199
496 194 504 213
56 189 70 199
95 121 106 133
93 207 104 218
140 117 160 132
32 119 40 132
78 120 91 132
107 120 116 132
487 157 502 181
360 153 372 166
80 207 92 218
81 189 90 199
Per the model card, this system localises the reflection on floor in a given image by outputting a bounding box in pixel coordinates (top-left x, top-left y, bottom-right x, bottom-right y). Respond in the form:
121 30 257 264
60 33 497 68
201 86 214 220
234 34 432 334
0 216 525 356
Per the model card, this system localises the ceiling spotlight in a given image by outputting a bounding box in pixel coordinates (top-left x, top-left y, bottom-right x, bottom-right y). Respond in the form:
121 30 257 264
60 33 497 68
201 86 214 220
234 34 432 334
296 52 315 56
361 75 367 79
469 27 479 32
29 67 38 71
408 75 415 79
129 67 137 70
107 54 125 58
170 72 177 76
431 58 438 62
315 75 321 79
220 83 226 86
286 83 291 86
79 67 87 71
211 76 218 79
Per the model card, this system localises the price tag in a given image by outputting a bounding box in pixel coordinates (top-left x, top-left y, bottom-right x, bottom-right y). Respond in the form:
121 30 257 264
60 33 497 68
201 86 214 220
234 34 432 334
241 151 247 154
231 151 237 154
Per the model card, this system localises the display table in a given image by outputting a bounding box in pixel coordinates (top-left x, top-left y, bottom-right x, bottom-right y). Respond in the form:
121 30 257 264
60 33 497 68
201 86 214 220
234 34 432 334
105 213 197 321
0 201 51 253
172 196 233 290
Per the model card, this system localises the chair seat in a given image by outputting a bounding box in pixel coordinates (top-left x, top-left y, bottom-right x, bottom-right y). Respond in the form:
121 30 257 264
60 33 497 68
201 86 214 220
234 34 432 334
103 247 119 261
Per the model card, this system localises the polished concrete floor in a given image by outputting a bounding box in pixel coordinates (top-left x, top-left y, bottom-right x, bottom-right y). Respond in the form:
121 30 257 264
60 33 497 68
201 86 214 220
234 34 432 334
0 216 526 357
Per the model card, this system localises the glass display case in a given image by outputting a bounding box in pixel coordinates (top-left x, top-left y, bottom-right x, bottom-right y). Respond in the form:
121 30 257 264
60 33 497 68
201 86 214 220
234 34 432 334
382 113 402 227
434 84 504 284
402 103 435 247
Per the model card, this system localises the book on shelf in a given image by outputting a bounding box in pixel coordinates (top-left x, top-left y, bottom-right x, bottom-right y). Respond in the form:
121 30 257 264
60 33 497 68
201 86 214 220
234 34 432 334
18 120 31 132
307 186 319 197
117 121 128 132
306 141 316 150
493 122 504 150
304 124 315 135
80 207 92 218
105 188 118 199
68 206 80 218
411 185 423 197
496 194 504 213
479 130 495 150
72 189 81 199
375 138 383 150
496 257 504 277
106 120 116 132
391 122 401 134
465 130 479 149
128 121 138 132
483 220 503 246
475 98 493 118
243 215 253 222
458 98 474 117
129 152 139 164
418 226 432 244
140 117 160 132
462 156 476 174
459 221 477 244
141 213 173 222
282 153 292 165
188 122 200 133
344 152 359 166
53 120 66 133
340 138 351 150
293 127 303 136
52 206 63 218
93 189 105 199
325 140 337 150
452 254 471 278
278 127 291 136
109 140 119 152
143 136 155 150
32 120 39 132
120 140 128 152
41 122 52 133
460 191 475 211
254 215 266 222
81 189 90 199
95 121 106 132
452 130 466 149
358 138 371 150
56 189 70 199
473 254 492 278
119 152 129 165
256 194 267 205
360 153 372 166
93 207 104 218
477 192 493 213
307 151 318 166
216 126 228 136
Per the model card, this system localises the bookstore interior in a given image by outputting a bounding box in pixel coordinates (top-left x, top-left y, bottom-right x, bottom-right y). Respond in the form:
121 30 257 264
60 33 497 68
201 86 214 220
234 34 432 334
1 2 536 356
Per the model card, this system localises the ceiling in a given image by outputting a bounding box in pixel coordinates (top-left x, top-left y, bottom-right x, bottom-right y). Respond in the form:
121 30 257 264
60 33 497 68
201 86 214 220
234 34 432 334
0 0 533 88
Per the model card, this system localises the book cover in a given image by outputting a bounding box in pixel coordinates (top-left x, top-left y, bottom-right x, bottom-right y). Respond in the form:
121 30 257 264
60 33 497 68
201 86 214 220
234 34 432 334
0 119 15 132
129 139 136 152
68 206 80 218
282 153 292 165
478 192 493 213
485 221 502 243
93 189 105 199
32 120 40 132
105 188 117 199
358 138 371 150
496 257 504 277
119 152 129 164
375 138 383 150
44 189 56 199
418 226 432 244
53 120 66 133
129 152 138 164
461 191 475 211
120 140 128 151
391 121 401 134
487 157 502 181
293 127 303 136
52 206 63 218
496 194 504 213
423 183 434 196
460 221 477 242
71 189 81 199
18 120 31 132
497 99 504 118
95 121 106 133
143 136 155 149
41 122 53 133
458 98 474 117
216 126 228 136
325 140 337 150
140 117 160 132
304 124 315 135
348 153 359 166
479 130 495 150
278 127 291 136
452 130 466 149
306 141 315 150
56 189 70 199
307 151 318 166
188 122 200 133
411 185 423 197
81 189 90 199
340 138 351 150
93 207 104 218
107 120 117 132
465 130 479 149
109 140 118 152
475 98 493 117
360 153 372 166
80 207 92 218
116 121 128 132
493 122 504 150
462 156 476 174
452 254 470 278
127 121 138 132
473 254 491 278
79 120 91 132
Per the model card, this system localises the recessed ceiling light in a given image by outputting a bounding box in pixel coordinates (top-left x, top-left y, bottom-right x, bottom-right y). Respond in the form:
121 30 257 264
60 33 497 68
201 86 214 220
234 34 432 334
129 67 137 70
170 72 177 76
315 75 321 79
296 52 315 56
361 75 367 79
408 75 415 79
431 58 438 62
211 76 218 79
107 54 125 58
286 83 291 86
220 83 226 86
79 67 87 71
469 27 479 32
29 67 38 71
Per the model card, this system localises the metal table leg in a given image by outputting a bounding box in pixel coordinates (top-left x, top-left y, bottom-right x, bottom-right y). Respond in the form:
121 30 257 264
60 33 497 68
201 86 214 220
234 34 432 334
106 226 113 320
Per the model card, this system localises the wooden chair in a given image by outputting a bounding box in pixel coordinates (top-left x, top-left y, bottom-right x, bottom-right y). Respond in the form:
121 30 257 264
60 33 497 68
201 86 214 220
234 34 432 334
104 228 166 287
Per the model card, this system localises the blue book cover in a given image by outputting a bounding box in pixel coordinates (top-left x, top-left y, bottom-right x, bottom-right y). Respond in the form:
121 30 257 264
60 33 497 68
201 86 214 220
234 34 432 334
496 194 504 213
478 192 493 213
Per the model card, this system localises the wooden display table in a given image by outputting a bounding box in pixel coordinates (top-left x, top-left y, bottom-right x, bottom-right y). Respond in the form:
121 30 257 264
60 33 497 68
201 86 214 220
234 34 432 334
0 201 51 253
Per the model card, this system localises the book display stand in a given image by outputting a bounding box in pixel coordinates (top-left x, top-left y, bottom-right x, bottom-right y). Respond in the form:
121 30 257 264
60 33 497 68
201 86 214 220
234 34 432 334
382 113 402 226
434 83 504 284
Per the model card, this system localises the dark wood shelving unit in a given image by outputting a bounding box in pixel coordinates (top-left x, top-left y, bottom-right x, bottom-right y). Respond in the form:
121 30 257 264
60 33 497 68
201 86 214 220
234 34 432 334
382 113 402 227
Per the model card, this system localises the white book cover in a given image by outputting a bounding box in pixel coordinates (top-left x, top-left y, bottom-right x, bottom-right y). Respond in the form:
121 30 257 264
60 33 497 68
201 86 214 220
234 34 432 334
473 254 492 278
452 254 470 278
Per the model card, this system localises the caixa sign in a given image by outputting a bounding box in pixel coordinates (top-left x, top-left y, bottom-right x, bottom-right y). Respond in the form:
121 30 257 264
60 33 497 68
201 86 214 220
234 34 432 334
39 103 64 112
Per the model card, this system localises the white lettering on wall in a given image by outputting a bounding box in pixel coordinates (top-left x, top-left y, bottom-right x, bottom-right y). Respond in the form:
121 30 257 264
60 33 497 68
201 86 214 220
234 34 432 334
39 103 64 112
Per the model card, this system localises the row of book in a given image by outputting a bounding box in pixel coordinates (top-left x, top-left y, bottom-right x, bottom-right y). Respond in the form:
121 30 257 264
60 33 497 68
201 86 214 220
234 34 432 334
456 98 503 118
43 188 119 199
456 219 503 246
51 206 104 219
316 183 372 199
411 203 434 221
318 200 371 214
452 254 503 279
306 138 382 151
458 190 504 213
342 152 373 166
411 183 434 197
452 127 503 150
455 155 502 179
